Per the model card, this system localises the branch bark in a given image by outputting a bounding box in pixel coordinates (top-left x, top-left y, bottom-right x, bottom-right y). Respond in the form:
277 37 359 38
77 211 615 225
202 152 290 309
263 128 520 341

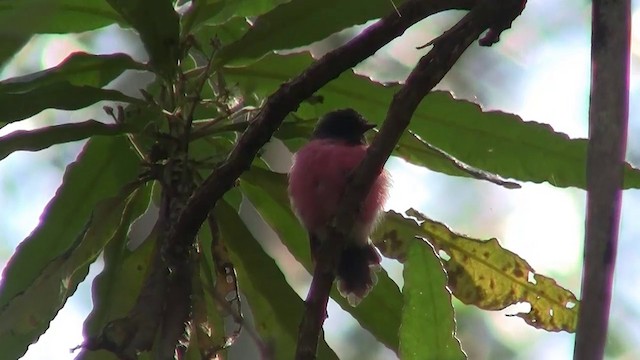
574 0 631 358
168 0 476 252
295 1 526 359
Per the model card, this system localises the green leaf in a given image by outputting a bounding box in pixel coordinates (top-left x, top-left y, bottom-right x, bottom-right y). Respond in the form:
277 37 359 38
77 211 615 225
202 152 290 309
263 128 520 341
218 0 406 64
0 83 142 126
186 257 227 359
1 52 147 91
224 52 640 189
193 191 243 358
0 0 122 34
80 184 155 341
239 167 402 351
215 200 338 360
372 209 579 332
0 182 146 359
0 135 141 311
193 17 251 51
0 0 123 65
79 232 157 360
106 0 179 78
0 52 146 125
400 241 466 360
208 0 288 26
179 0 221 35
272 115 518 189
393 132 520 189
0 120 127 160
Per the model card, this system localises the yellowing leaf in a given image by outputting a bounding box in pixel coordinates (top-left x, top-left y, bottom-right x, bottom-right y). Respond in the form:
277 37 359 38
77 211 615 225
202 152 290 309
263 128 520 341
372 209 579 332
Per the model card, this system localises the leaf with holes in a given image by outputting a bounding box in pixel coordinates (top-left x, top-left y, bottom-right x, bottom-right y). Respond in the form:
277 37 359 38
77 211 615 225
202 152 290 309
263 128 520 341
372 209 579 332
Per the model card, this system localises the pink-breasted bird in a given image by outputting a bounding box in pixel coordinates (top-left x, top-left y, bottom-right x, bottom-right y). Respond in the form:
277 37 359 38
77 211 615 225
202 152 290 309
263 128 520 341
288 109 389 306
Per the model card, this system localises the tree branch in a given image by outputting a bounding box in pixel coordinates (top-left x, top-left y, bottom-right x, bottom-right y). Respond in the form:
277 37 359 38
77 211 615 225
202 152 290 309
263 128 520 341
574 0 631 358
167 0 476 252
295 1 526 359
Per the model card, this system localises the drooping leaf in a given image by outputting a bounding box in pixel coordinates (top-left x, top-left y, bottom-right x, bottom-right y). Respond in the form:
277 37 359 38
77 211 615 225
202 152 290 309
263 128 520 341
217 0 407 64
80 184 155 342
0 0 123 66
272 115 519 189
0 120 127 160
0 83 143 126
400 241 466 360
1 52 148 126
78 223 158 360
215 200 338 360
0 0 121 34
1 52 147 91
191 194 242 359
0 182 146 359
106 0 179 78
371 209 579 332
0 135 141 311
223 52 640 189
239 166 402 352
185 255 228 359
393 131 520 189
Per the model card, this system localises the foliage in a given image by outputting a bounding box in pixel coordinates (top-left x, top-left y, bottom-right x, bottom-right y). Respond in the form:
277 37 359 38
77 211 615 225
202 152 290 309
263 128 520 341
0 0 623 359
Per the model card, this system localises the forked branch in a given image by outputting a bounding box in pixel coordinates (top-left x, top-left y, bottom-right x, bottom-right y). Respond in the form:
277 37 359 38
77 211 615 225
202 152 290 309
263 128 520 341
295 1 526 359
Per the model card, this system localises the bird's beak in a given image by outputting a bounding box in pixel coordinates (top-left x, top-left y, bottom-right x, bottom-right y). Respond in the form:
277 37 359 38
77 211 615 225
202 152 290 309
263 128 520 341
363 123 376 132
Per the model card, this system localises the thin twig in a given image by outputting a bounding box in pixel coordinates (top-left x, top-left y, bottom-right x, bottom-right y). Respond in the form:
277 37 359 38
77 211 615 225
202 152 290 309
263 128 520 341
206 214 244 345
184 43 217 157
190 103 252 140
574 0 631 359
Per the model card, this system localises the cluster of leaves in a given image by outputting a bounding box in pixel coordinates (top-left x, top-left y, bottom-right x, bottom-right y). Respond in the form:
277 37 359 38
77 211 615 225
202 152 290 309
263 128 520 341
1 0 639 359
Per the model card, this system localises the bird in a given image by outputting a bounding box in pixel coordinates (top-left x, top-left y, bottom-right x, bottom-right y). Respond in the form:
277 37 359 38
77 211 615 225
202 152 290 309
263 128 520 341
288 108 389 306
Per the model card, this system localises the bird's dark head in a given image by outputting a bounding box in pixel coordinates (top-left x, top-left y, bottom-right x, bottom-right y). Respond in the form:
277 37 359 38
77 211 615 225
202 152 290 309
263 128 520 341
311 109 376 145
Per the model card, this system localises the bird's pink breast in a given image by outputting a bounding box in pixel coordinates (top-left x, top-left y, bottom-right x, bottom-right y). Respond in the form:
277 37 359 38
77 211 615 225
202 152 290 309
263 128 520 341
288 139 389 237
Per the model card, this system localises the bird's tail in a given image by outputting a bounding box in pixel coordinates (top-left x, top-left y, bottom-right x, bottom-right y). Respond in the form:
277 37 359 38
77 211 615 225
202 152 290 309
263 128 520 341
336 243 382 306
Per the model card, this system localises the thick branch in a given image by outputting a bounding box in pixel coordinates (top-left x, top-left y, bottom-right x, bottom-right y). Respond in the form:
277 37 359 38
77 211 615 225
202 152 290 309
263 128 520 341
574 0 630 358
295 1 526 359
168 0 475 251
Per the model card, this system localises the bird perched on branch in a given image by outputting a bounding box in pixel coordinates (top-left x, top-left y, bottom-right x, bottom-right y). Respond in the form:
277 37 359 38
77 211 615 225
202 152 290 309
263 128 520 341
288 109 389 306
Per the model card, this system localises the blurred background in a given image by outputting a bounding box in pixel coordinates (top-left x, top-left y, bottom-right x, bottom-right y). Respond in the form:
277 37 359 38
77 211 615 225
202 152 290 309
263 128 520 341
1 1 639 359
